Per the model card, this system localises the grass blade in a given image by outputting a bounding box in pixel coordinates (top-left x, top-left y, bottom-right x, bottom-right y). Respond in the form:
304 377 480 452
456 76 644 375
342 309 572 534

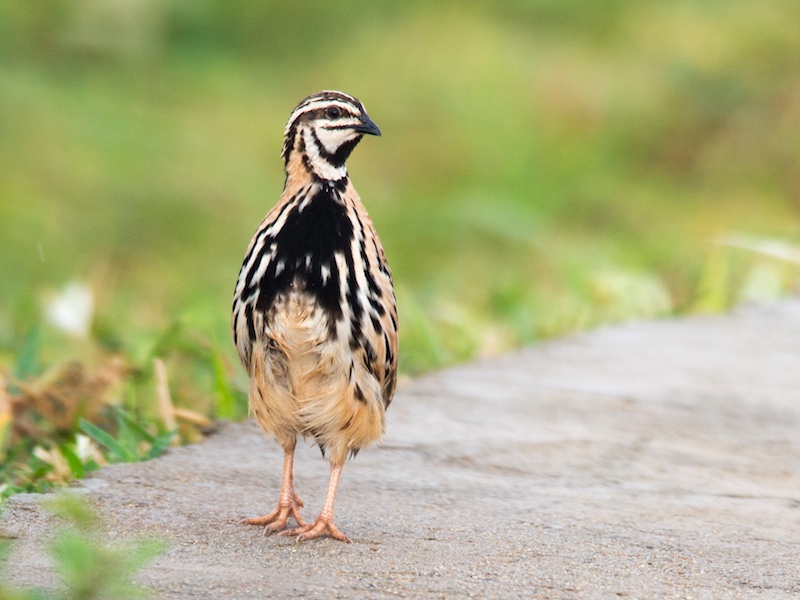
60 444 85 479
79 419 137 463
145 431 175 460
211 349 238 420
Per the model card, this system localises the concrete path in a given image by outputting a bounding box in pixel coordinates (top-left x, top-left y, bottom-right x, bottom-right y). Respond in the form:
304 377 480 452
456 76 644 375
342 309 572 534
3 300 800 599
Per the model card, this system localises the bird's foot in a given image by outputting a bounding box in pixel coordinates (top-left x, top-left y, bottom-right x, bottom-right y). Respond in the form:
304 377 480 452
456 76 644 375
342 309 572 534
241 494 306 534
282 514 351 543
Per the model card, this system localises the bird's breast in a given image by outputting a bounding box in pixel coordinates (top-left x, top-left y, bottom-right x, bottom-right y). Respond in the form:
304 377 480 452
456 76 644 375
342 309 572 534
250 186 354 324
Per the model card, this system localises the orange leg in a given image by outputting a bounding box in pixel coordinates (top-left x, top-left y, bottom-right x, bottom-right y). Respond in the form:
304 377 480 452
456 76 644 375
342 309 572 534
242 440 306 534
284 459 350 542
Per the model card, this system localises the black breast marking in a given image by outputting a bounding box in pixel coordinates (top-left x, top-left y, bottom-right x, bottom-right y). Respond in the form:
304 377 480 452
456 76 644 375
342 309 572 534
252 186 353 322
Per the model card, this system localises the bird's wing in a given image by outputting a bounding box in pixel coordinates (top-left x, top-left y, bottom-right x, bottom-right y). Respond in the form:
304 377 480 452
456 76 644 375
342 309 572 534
232 184 312 369
349 199 399 409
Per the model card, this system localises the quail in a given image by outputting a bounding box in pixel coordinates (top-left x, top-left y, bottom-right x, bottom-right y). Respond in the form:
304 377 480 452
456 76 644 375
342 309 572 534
232 91 398 542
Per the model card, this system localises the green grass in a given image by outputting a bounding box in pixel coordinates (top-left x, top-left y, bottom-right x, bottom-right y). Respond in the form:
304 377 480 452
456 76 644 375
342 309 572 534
1 0 800 495
0 494 163 599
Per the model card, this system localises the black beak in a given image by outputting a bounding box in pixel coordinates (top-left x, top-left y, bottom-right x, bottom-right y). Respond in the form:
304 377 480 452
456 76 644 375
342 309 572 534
352 115 381 137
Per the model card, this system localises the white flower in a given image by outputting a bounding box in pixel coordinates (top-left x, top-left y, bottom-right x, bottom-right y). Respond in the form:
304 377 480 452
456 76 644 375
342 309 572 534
75 434 97 462
45 282 94 338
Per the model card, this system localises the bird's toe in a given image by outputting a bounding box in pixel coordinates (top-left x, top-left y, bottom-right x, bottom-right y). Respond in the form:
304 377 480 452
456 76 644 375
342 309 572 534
285 516 351 543
241 495 306 533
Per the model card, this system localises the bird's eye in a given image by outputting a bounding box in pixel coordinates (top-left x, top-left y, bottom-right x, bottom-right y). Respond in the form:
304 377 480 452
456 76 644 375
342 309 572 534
326 107 341 119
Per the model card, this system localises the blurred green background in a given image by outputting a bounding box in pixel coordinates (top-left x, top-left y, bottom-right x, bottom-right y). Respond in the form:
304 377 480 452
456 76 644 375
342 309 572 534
2 0 800 375
2 0 800 497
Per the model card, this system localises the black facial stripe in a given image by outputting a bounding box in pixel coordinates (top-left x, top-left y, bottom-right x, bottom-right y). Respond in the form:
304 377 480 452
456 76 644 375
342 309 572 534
322 123 361 130
309 128 363 169
309 128 335 161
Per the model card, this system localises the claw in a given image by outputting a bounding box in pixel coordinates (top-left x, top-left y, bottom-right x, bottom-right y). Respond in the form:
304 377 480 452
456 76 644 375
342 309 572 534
284 515 351 543
241 493 306 534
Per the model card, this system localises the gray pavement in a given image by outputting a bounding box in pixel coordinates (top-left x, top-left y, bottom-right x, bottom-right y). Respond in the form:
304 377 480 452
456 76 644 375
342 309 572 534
3 299 800 599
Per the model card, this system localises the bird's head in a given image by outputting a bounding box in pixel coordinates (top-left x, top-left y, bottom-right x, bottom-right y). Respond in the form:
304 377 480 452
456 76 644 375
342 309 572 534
281 90 381 182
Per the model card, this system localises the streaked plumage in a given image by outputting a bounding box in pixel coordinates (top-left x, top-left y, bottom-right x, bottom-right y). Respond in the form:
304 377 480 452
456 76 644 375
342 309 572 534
232 91 397 542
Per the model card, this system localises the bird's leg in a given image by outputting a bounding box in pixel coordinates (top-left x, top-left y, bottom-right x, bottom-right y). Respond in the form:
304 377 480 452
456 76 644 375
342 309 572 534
284 459 350 542
242 440 306 534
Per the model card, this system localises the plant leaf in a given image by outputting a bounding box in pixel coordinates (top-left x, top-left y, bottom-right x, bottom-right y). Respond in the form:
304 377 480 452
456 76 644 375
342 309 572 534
13 326 41 384
144 431 175 460
211 349 238 419
79 419 137 463
118 411 157 444
59 444 85 479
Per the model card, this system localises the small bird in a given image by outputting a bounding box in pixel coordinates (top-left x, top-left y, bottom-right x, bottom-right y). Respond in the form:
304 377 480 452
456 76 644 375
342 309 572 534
232 91 398 542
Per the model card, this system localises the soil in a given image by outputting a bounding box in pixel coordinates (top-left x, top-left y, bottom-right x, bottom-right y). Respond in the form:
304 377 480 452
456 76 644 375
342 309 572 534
3 300 800 599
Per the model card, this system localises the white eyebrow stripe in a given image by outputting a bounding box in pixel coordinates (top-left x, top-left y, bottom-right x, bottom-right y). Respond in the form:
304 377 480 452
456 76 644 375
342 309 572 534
289 100 359 123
